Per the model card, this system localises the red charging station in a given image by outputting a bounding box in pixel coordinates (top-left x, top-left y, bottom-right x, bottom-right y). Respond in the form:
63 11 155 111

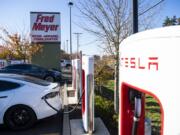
81 55 94 134
120 84 145 135
68 59 80 104
119 26 180 135
72 60 76 91
72 59 80 95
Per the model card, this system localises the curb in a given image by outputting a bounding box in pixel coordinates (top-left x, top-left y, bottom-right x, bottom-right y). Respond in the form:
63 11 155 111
62 106 71 135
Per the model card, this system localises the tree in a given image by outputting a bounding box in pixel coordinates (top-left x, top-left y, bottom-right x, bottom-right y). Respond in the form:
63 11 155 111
0 47 11 59
94 59 114 93
60 49 70 60
0 28 43 62
172 16 177 25
178 18 180 25
76 0 163 113
163 16 172 26
163 16 180 26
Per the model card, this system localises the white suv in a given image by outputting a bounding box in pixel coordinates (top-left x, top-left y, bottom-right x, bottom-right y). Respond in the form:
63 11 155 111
60 59 71 68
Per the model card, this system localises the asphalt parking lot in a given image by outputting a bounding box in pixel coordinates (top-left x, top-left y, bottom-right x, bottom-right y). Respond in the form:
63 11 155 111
0 113 63 135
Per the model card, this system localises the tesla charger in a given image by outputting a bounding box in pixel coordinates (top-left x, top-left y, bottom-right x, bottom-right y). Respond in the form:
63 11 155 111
69 55 109 135
72 59 80 93
119 26 180 135
82 56 94 133
68 59 80 104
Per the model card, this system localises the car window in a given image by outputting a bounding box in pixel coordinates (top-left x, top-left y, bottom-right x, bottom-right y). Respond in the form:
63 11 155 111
19 76 51 86
4 65 16 69
0 80 21 91
31 65 45 71
6 75 50 86
0 75 51 86
30 65 39 70
5 64 30 70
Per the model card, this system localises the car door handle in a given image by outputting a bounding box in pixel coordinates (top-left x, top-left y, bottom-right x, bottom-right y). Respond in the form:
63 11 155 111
0 96 8 98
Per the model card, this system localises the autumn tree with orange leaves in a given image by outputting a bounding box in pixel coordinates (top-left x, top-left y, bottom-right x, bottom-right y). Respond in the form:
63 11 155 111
0 28 43 62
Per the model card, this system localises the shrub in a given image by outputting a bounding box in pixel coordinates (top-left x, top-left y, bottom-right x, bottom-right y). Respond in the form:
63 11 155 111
95 95 118 130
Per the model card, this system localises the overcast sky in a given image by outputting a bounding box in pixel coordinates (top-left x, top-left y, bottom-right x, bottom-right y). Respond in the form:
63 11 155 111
0 0 180 56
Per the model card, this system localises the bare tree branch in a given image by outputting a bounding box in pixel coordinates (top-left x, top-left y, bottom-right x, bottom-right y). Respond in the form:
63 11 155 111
75 0 163 113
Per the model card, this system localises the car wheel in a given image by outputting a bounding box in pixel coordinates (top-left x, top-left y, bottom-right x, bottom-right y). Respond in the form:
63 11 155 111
4 105 37 130
45 76 55 82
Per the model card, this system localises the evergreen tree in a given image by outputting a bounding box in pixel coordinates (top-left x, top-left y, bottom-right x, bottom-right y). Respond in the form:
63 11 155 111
163 16 172 26
171 16 177 25
178 18 180 25
163 16 180 26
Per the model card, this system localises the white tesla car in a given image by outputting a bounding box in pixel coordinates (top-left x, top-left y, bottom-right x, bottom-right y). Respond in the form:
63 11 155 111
0 74 62 130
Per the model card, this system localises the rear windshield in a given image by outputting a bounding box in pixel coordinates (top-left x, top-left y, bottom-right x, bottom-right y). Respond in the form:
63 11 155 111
18 76 51 86
0 74 51 86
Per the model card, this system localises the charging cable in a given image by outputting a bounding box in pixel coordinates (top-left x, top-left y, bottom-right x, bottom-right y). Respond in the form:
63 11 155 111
44 97 60 112
63 90 84 114
43 89 84 114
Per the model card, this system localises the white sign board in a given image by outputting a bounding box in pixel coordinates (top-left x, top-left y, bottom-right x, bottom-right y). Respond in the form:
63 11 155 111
30 12 60 43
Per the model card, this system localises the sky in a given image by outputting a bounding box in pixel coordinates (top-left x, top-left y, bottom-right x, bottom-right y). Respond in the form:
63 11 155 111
0 0 180 56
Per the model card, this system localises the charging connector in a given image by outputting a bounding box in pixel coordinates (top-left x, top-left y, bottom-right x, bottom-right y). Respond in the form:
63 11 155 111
129 90 142 135
43 87 84 114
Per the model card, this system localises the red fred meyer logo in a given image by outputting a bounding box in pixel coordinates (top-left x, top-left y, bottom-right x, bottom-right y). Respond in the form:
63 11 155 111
30 12 60 42
120 57 158 71
32 14 59 32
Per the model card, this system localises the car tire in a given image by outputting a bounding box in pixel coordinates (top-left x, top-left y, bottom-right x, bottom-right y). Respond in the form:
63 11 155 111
4 105 37 130
44 76 55 82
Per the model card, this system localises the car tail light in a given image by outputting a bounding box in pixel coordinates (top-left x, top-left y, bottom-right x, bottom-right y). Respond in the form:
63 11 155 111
42 91 59 99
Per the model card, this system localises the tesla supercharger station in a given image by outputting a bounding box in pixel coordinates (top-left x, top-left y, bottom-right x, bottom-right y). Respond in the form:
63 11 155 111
73 59 81 96
81 55 94 134
68 59 80 104
119 26 180 135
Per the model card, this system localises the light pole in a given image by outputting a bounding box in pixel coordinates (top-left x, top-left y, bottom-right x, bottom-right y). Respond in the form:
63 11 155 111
68 0 73 59
133 0 138 33
74 32 82 58
66 40 69 54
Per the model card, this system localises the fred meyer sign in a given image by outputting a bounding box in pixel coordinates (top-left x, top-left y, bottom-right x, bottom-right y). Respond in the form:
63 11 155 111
30 12 60 43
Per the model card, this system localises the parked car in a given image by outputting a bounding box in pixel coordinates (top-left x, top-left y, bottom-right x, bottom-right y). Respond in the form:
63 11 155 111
0 64 61 82
0 74 61 130
60 59 71 68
